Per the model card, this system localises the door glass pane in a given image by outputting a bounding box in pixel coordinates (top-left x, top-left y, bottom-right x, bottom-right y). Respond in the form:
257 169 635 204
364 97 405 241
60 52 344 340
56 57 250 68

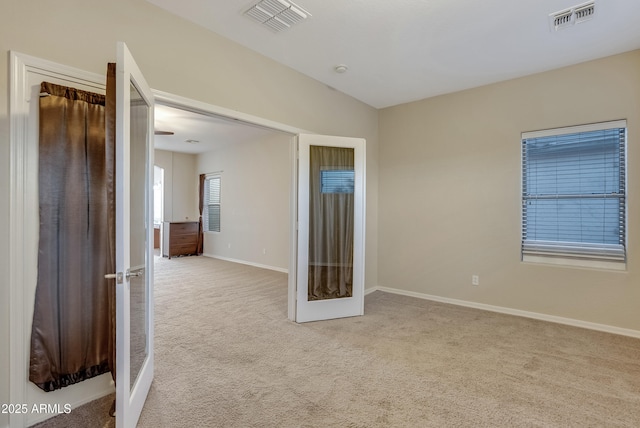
308 146 354 301
129 82 149 390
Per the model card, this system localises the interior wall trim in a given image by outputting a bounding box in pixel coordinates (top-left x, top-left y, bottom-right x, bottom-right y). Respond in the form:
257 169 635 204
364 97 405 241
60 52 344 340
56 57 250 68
371 286 640 339
152 89 306 136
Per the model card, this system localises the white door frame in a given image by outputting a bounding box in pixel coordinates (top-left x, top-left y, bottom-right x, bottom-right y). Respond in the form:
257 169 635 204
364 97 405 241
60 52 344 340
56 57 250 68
8 51 113 427
296 134 366 322
114 41 156 428
152 90 309 321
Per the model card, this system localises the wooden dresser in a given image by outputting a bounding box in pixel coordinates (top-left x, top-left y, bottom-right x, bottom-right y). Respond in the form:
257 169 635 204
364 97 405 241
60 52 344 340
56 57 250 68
162 221 199 259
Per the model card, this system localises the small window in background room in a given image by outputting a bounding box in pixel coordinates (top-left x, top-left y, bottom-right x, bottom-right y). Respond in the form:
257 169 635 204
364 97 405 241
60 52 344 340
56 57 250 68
521 120 627 270
203 175 221 232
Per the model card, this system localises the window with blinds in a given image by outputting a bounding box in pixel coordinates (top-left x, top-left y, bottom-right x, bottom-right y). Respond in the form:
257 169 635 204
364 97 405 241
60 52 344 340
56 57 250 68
203 175 221 232
521 120 626 265
320 169 355 194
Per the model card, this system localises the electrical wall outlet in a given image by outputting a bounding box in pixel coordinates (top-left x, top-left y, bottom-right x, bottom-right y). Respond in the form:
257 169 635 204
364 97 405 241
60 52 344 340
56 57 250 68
472 275 479 286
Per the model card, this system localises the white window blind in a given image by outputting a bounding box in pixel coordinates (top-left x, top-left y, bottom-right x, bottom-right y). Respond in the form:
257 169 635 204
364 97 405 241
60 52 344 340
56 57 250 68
320 169 354 194
203 175 221 232
521 121 626 262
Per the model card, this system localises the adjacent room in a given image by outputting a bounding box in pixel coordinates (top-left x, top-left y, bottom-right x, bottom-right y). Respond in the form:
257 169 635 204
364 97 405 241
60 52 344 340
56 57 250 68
152 104 292 273
1 0 639 427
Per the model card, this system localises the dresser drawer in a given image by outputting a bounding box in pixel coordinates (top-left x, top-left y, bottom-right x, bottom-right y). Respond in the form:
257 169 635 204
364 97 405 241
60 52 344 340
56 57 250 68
171 233 198 245
170 244 197 256
170 222 198 235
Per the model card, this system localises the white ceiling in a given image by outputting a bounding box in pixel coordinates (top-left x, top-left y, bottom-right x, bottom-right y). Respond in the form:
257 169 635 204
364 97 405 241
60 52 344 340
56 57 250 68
147 0 640 109
154 104 287 154
150 0 640 154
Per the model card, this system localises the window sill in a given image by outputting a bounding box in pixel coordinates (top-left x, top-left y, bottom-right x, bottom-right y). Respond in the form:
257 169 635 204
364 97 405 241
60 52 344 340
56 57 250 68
522 254 626 271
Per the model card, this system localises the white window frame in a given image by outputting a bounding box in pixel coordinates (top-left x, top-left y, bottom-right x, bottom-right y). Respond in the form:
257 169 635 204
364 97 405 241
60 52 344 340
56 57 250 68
520 120 627 270
203 173 221 233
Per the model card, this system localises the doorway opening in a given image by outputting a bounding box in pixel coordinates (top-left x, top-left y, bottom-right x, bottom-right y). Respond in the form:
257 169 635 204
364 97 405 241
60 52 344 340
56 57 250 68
151 97 300 320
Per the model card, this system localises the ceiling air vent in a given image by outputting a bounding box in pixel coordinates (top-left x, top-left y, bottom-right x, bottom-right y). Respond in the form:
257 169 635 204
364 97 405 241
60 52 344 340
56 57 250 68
574 2 595 23
552 9 574 30
549 1 595 31
244 0 311 32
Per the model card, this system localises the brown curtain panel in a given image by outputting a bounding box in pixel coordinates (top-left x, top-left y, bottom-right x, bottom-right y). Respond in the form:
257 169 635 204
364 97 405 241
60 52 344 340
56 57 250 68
197 173 205 254
29 75 116 391
308 146 355 300
105 63 117 385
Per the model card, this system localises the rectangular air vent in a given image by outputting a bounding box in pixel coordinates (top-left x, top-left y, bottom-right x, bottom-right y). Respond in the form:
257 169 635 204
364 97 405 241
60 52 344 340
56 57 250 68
244 0 311 32
549 1 595 31
574 2 595 23
552 9 574 30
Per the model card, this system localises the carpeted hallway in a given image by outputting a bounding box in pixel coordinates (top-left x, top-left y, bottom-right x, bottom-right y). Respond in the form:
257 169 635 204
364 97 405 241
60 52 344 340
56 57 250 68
34 255 640 427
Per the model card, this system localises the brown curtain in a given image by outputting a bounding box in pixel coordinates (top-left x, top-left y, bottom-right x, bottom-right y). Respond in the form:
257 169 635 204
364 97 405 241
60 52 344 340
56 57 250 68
29 74 116 391
308 146 355 300
105 64 117 385
197 173 205 254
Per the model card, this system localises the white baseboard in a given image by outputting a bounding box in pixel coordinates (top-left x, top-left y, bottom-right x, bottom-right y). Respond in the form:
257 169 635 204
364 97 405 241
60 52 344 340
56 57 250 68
370 285 640 339
364 287 378 296
201 254 288 274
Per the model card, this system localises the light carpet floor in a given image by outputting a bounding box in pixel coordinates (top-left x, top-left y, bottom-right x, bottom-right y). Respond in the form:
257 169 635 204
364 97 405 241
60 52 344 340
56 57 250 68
33 255 640 427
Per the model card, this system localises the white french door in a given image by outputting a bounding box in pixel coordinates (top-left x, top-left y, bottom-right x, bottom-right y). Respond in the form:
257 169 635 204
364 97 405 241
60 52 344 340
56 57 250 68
113 42 155 427
296 134 366 323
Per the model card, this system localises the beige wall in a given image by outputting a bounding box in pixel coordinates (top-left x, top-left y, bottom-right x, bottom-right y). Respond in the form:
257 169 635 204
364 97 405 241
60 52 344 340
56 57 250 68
0 0 378 425
171 153 200 222
197 133 291 271
154 150 199 222
379 50 640 331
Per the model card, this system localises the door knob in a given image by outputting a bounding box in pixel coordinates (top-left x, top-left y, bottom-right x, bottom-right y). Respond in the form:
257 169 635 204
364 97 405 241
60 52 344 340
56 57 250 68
105 267 144 283
127 267 145 279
